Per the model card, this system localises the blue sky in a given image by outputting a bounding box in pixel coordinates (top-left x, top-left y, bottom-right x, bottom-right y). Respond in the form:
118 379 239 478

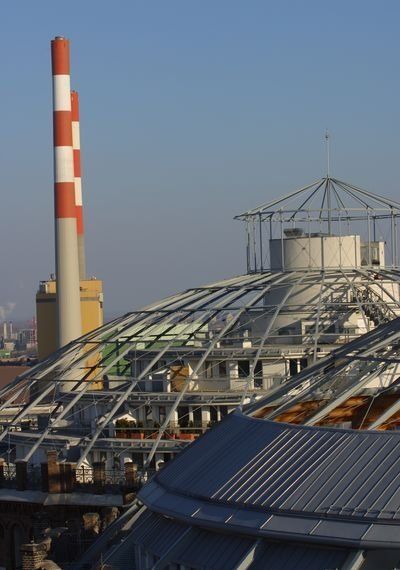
1 0 400 320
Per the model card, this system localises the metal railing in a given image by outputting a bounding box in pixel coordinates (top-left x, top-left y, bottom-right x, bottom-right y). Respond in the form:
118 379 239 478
0 463 148 494
0 463 42 490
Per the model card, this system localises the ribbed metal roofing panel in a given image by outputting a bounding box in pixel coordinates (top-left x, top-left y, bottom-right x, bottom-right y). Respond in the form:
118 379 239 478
156 411 400 521
248 541 352 570
126 508 187 556
172 526 254 569
112 510 357 570
158 411 285 492
104 543 136 570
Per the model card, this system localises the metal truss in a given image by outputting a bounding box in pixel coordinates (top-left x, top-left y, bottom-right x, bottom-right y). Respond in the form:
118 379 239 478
1 176 400 468
235 176 400 272
0 265 400 466
246 315 400 430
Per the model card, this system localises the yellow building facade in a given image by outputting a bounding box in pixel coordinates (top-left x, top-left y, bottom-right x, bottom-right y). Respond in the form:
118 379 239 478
36 278 104 360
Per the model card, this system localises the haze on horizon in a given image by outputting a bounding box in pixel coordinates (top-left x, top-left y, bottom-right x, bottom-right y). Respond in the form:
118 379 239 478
1 0 399 321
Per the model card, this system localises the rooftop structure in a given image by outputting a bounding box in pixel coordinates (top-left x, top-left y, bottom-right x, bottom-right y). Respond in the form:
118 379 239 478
1 176 400 478
87 316 400 570
236 175 400 272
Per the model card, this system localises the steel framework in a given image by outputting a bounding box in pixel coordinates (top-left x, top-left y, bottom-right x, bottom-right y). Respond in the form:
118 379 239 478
1 176 400 471
0 266 398 466
235 176 400 272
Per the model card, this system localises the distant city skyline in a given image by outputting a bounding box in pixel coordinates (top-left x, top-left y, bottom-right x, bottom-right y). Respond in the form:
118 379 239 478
1 0 400 320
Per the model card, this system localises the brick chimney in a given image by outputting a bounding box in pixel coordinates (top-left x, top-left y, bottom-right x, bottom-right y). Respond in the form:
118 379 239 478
21 542 47 570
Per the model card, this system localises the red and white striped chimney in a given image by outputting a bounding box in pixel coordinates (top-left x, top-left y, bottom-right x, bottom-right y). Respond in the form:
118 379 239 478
51 36 82 348
71 90 86 280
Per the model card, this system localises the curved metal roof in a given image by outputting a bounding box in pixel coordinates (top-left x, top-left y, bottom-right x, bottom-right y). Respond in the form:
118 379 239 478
101 507 355 570
139 410 400 549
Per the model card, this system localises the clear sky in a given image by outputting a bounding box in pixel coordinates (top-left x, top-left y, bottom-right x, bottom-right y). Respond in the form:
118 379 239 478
1 0 400 320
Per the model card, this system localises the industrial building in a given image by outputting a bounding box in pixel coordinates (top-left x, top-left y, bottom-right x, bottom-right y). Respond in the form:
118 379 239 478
1 320 37 356
36 277 103 359
35 36 103 361
1 321 16 355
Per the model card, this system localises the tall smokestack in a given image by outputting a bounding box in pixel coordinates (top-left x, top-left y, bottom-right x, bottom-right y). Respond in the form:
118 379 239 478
51 36 82 348
71 90 86 279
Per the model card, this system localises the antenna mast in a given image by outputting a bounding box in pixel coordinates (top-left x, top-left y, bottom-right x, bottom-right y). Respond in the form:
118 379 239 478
325 129 330 178
325 130 332 234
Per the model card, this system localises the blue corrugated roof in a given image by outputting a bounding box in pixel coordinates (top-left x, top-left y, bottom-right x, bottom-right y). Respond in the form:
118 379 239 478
107 510 355 570
156 411 400 521
248 541 351 570
135 411 400 550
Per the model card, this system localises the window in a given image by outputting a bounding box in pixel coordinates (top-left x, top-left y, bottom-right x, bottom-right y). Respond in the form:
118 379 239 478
238 360 250 378
218 361 227 377
178 406 189 428
193 407 202 427
289 359 298 376
152 380 164 392
254 361 263 386
159 406 166 424
205 361 214 378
